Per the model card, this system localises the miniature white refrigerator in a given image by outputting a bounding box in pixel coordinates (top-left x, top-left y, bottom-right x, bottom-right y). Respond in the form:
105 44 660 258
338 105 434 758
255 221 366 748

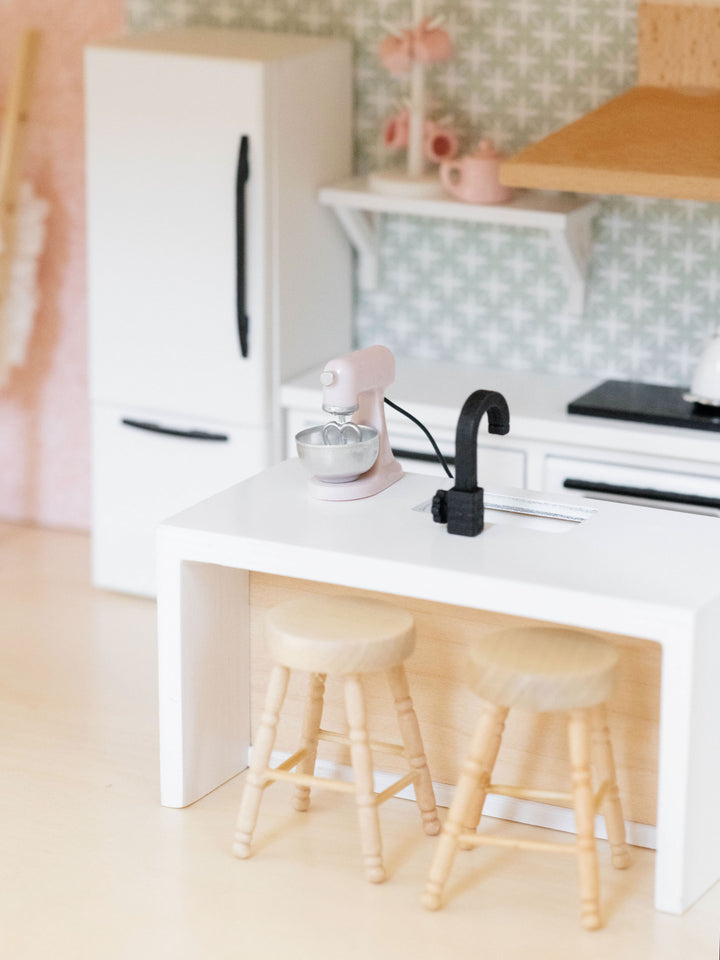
85 28 352 596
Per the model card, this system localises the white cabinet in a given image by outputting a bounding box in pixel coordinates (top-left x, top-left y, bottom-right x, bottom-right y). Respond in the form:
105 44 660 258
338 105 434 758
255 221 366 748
86 29 353 595
543 453 720 516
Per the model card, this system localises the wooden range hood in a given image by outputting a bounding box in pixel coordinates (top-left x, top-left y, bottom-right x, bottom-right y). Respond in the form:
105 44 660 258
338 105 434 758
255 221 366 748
500 1 720 202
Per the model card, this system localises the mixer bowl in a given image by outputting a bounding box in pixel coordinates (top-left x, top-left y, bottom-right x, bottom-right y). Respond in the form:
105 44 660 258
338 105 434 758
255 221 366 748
295 424 379 483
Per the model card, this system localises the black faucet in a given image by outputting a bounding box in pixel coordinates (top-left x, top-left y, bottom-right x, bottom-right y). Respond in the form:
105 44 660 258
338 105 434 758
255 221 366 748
432 389 510 536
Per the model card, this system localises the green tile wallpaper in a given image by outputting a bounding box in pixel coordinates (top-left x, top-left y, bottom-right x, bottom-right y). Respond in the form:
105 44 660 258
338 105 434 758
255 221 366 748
126 0 720 385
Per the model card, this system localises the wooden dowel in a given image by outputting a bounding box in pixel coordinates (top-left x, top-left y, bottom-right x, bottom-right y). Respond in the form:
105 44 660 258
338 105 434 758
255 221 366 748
0 30 40 201
488 784 574 805
265 768 356 793
461 833 578 855
317 728 406 757
374 770 418 807
316 728 349 746
593 780 609 813
274 747 307 772
0 30 41 313
369 739 407 757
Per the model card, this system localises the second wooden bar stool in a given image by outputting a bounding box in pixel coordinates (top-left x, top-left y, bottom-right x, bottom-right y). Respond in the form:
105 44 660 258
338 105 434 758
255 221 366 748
423 625 631 930
233 594 440 882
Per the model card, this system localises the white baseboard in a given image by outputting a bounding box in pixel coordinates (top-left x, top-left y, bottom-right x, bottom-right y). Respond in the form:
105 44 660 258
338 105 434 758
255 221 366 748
255 748 656 851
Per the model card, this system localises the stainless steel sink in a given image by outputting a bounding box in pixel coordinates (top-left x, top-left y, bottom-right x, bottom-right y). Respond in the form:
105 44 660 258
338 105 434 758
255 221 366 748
415 491 597 534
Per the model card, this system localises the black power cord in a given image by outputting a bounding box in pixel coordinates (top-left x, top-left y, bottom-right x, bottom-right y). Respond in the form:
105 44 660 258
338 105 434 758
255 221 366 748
384 396 454 480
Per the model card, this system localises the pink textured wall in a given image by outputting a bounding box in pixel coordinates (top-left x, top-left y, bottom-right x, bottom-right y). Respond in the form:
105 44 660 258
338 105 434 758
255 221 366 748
0 2 123 529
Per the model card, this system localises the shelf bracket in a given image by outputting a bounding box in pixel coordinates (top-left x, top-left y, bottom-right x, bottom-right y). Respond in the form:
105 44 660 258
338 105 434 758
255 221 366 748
551 210 595 316
321 181 599 315
328 205 379 290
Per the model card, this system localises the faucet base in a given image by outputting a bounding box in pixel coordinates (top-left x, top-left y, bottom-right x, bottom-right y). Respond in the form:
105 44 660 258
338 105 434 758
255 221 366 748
432 487 485 537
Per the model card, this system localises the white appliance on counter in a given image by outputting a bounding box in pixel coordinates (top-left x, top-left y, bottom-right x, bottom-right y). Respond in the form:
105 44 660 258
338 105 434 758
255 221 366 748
85 28 352 596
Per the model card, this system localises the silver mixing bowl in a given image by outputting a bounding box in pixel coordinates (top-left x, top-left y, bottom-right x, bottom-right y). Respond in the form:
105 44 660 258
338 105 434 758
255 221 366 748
295 424 379 483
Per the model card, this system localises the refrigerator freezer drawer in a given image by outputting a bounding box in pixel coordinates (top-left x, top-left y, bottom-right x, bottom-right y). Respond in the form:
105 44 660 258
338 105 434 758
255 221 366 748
91 404 270 596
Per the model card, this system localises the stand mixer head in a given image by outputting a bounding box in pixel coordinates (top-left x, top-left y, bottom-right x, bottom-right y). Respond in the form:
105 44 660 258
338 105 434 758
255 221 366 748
295 345 403 500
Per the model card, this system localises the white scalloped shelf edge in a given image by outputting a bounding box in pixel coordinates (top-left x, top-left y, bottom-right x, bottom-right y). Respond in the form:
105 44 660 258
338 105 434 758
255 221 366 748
318 175 600 315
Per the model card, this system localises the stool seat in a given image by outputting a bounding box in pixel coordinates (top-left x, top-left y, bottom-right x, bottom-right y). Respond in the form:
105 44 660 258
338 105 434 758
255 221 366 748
266 595 415 674
466 625 619 712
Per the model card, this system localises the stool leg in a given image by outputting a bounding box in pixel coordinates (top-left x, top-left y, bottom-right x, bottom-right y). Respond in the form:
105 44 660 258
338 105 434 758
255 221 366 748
591 703 631 870
386 664 440 836
233 664 290 859
423 702 508 911
293 672 327 813
568 708 601 931
343 673 386 884
459 700 508 849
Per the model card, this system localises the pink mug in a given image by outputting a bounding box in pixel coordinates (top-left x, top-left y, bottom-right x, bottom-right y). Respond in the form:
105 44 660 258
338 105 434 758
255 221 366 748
383 109 410 149
413 17 453 64
440 139 514 204
423 120 458 163
378 30 414 74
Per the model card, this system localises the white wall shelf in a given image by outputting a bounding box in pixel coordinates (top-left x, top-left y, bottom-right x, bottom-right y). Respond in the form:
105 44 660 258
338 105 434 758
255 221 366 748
318 176 600 315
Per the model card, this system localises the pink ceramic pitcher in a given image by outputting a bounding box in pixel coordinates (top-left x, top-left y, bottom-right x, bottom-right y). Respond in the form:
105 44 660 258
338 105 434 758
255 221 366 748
440 139 514 204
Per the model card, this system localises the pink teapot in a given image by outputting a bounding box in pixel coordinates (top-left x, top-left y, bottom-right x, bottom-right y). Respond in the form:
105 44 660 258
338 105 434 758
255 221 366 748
440 139 514 205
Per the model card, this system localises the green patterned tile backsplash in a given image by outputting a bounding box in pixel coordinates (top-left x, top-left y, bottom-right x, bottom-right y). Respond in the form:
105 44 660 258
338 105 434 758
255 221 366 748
126 0 720 385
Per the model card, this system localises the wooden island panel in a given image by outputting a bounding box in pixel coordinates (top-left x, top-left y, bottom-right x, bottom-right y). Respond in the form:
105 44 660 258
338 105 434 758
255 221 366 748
249 572 661 830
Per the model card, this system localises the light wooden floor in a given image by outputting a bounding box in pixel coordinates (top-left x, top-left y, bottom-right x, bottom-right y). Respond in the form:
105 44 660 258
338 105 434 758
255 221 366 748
2 522 719 960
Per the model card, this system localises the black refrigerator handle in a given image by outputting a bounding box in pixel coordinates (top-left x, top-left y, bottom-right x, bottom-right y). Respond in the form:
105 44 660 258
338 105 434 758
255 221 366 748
236 134 250 358
121 418 229 442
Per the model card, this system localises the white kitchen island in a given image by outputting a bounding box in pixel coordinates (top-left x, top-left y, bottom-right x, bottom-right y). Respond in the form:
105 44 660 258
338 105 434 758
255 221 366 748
156 458 720 915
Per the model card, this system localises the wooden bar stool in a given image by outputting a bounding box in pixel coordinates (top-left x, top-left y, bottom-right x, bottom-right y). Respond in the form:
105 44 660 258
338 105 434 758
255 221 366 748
422 625 630 930
233 595 440 882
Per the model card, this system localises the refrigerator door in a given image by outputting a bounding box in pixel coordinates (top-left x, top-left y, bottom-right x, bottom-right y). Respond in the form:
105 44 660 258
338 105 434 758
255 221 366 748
91 403 269 596
86 47 270 425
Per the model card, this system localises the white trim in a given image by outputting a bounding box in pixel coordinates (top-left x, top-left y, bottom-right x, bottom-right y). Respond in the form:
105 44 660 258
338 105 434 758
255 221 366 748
257 748 657 851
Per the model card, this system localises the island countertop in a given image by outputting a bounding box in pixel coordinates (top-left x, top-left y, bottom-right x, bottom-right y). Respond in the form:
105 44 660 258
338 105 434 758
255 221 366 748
157 458 720 915
160 458 720 644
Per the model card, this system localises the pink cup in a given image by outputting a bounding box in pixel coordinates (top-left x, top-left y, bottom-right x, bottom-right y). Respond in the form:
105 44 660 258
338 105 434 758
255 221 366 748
379 31 414 74
383 109 410 149
440 139 514 204
423 121 458 163
413 18 453 63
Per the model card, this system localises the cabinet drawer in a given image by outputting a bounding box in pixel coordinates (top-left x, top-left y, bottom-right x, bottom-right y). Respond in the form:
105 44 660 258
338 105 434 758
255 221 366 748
544 455 720 516
91 405 270 596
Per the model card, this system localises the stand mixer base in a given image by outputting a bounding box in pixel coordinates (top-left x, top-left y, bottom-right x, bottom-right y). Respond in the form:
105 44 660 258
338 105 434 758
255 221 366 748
310 461 403 501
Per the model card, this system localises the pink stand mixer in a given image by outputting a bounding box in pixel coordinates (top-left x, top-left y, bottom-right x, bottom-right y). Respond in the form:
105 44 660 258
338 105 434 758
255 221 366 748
295 345 404 500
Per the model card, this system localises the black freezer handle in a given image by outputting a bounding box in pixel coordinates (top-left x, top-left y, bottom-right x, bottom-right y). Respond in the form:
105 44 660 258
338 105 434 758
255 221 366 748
121 418 229 442
236 135 250 358
563 478 720 511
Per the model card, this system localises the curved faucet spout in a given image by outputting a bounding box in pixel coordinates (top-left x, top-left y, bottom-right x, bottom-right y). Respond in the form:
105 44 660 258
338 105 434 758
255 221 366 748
432 389 510 537
454 390 510 493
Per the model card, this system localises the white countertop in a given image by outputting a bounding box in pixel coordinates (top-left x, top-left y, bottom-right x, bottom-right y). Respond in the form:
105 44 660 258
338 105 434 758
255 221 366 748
161 458 720 643
281 359 720 464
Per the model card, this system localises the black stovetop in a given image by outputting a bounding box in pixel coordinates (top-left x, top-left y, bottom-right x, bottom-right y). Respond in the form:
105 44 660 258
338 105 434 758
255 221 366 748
567 379 720 433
